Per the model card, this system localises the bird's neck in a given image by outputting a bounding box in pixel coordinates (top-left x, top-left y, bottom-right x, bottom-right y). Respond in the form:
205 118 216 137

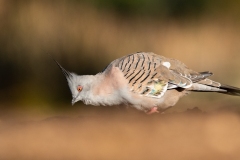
81 73 104 105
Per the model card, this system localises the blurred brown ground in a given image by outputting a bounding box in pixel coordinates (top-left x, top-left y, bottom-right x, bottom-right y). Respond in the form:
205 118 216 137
0 1 240 159
1 108 240 160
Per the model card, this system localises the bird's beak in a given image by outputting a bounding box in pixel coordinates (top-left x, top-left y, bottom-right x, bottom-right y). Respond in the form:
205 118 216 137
72 97 77 106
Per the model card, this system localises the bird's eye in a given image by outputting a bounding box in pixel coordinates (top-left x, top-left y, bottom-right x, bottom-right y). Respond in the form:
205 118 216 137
77 85 83 92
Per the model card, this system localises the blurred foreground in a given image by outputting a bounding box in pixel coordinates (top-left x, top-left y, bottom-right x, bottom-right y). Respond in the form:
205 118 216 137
1 107 240 160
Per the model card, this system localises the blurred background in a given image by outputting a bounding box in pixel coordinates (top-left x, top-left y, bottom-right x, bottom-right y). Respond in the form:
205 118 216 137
0 0 240 159
0 0 240 112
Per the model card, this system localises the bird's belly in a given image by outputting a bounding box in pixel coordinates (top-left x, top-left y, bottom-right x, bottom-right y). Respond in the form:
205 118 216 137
122 92 164 111
126 89 188 111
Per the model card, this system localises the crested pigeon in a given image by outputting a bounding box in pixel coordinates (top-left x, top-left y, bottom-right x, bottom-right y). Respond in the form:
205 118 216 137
54 52 240 114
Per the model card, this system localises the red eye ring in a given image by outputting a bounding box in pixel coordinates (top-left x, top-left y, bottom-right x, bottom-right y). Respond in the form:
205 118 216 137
77 85 83 92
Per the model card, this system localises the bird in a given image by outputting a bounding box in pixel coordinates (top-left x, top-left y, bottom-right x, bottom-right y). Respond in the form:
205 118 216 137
53 52 240 114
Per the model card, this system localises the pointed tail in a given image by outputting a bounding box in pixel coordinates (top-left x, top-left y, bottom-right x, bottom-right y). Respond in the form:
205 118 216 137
190 79 240 96
189 71 240 96
219 84 240 96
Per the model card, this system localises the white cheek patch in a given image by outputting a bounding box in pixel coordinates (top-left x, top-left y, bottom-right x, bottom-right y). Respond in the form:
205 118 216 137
162 62 171 68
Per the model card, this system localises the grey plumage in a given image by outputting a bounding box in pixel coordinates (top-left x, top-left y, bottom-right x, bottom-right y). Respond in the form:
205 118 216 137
53 52 240 114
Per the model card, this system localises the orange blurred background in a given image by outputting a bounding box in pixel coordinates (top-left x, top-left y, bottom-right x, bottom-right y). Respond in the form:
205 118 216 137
0 0 240 112
0 0 240 159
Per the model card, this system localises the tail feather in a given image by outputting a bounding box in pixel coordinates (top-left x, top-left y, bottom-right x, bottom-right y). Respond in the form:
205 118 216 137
189 71 240 96
190 82 240 96
219 84 240 96
197 78 221 88
190 83 226 92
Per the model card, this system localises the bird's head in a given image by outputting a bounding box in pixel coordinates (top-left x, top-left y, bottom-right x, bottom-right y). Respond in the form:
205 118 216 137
54 60 93 105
